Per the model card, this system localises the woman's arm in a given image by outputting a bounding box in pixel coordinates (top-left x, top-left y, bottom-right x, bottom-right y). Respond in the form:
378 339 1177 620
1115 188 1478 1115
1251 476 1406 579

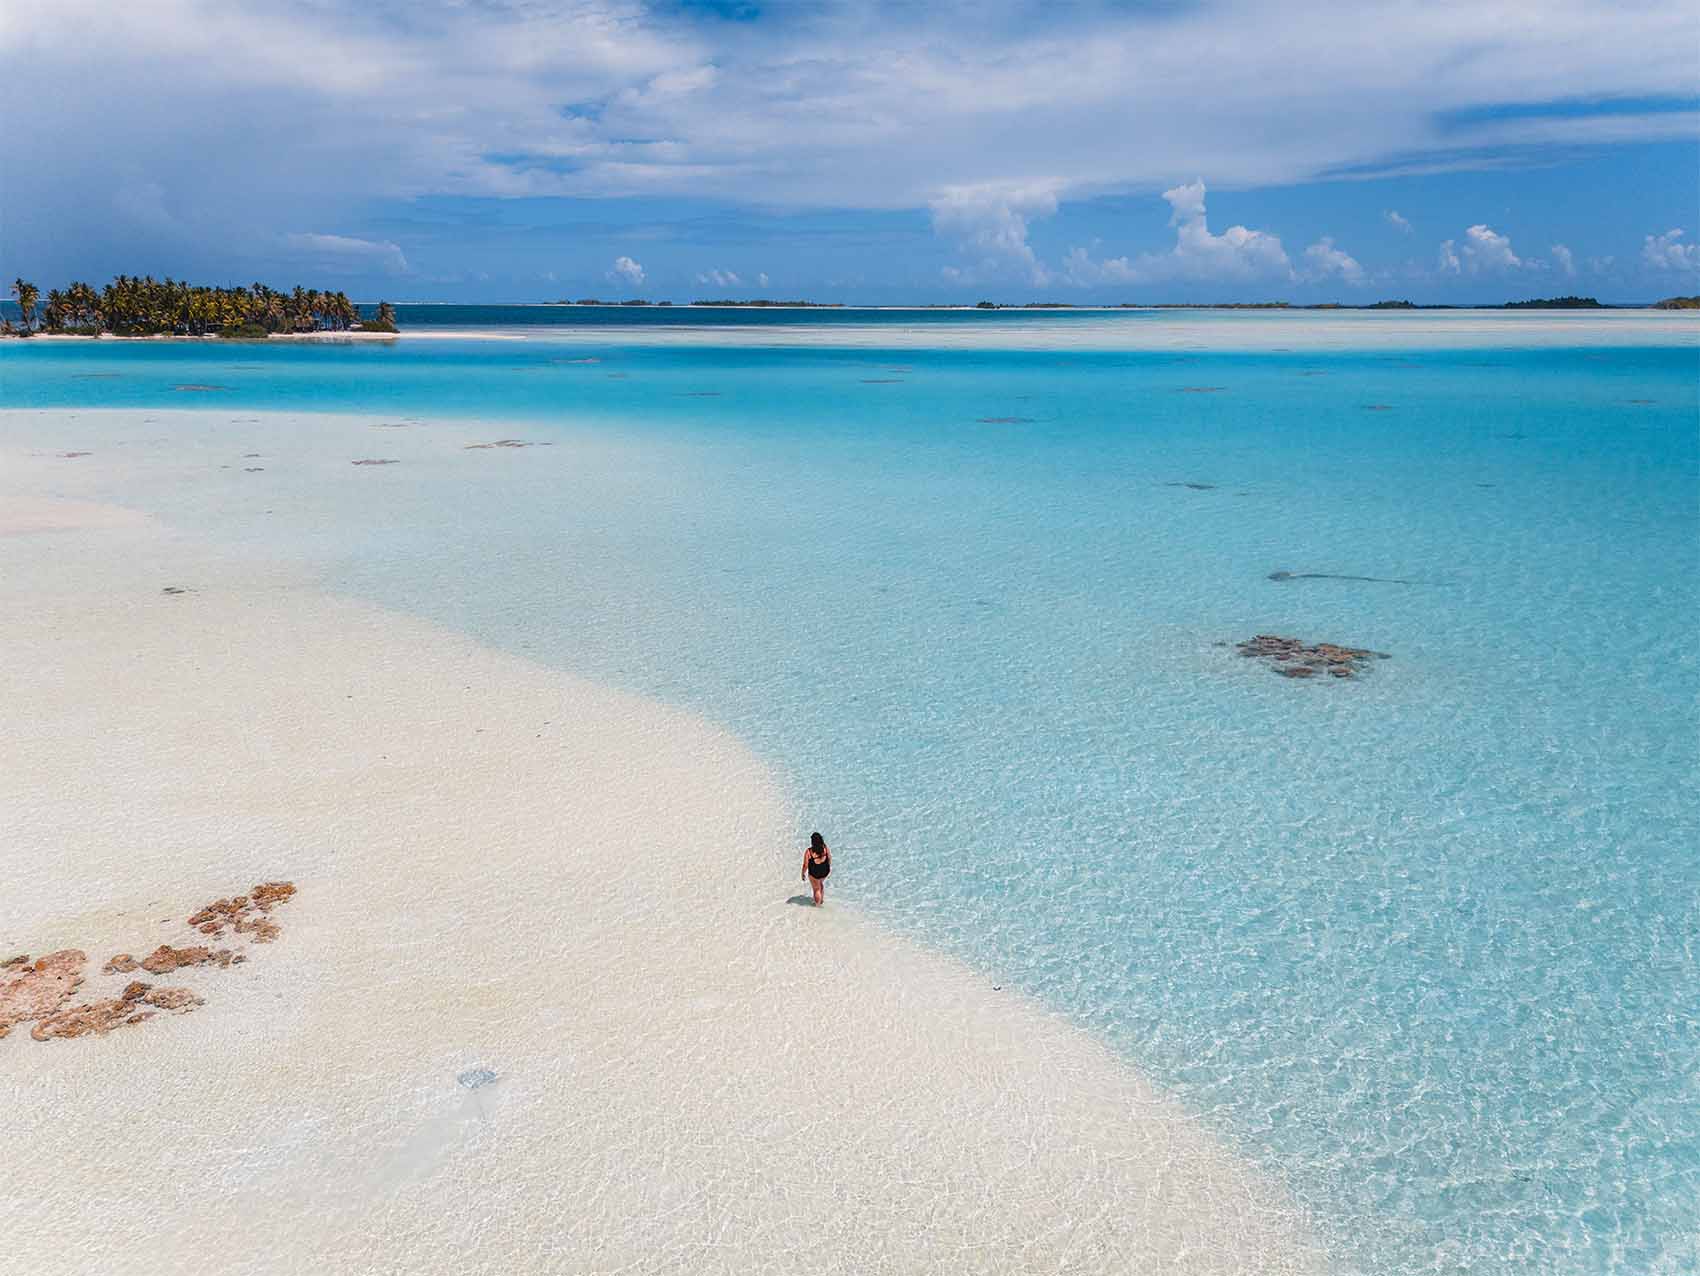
802 849 809 880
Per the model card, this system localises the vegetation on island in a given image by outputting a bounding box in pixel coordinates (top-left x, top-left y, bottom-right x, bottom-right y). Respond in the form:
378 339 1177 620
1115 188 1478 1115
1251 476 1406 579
1501 296 1602 309
3 276 399 337
1653 295 1700 309
560 298 672 306
688 299 843 307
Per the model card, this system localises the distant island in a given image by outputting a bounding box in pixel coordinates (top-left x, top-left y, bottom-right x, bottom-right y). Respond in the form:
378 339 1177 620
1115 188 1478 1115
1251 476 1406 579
689 299 844 308
1653 295 1700 309
1501 296 1604 309
3 276 398 337
550 298 846 308
971 298 1633 311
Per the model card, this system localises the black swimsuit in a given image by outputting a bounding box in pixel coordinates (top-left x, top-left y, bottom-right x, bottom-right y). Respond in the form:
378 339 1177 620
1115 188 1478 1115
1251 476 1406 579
807 851 831 880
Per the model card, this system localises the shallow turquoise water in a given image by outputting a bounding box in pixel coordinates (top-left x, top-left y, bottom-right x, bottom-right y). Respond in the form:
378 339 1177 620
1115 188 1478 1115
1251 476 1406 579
4 316 1697 1273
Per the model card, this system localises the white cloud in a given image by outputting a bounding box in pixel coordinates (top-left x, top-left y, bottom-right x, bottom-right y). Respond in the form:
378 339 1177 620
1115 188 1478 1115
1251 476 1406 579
283 232 408 274
1152 179 1291 281
1058 181 1294 288
1385 210 1412 233
1303 236 1366 285
695 267 741 287
757 271 770 288
1551 243 1576 276
1438 223 1523 274
1642 228 1698 271
609 255 645 287
929 181 1060 285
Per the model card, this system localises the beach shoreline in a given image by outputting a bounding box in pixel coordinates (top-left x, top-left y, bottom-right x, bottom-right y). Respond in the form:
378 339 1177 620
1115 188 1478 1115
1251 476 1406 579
1 408 1324 1274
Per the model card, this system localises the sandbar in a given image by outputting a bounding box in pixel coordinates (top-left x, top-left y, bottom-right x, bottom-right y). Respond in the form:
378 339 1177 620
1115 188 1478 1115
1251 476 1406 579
0 409 1324 1274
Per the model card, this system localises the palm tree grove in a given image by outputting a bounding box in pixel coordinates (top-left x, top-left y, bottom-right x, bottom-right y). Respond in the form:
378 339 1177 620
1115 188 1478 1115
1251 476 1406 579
4 276 398 337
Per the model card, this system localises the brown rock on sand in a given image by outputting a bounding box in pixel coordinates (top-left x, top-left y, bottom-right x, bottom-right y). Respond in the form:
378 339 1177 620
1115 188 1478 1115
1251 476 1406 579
104 954 139 974
138 945 237 974
32 1000 143 1040
234 917 281 942
0 949 87 1039
250 881 295 911
142 987 204 1013
29 982 203 1041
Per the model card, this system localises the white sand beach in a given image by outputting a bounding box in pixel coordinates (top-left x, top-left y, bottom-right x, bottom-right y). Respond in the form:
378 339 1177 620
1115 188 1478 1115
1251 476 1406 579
1 410 1325 1275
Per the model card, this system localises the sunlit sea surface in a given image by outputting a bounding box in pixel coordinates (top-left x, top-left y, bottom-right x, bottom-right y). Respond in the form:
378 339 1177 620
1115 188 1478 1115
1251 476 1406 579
5 309 1696 1274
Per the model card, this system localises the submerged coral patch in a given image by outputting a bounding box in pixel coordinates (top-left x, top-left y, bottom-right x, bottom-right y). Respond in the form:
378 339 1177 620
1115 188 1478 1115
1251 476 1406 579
464 439 552 449
1235 634 1390 679
351 458 399 465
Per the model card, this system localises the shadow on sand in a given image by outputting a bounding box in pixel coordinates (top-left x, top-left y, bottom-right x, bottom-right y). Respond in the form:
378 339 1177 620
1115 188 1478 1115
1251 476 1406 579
785 895 820 908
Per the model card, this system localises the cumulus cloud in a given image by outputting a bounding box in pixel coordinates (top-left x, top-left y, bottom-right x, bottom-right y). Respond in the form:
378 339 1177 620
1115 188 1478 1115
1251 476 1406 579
609 255 645 287
1641 228 1697 270
1056 180 1303 287
1058 181 1294 288
1303 236 1367 285
1385 210 1412 233
757 272 770 288
696 267 741 287
929 181 1060 284
1437 223 1524 274
1153 180 1292 280
1551 243 1576 276
283 232 408 274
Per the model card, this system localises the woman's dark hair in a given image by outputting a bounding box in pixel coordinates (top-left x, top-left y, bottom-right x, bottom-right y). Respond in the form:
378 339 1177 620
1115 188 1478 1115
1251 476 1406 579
810 832 826 852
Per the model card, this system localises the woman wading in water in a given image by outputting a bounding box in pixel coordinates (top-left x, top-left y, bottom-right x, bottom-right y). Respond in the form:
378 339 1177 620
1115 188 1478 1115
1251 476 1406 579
801 832 831 906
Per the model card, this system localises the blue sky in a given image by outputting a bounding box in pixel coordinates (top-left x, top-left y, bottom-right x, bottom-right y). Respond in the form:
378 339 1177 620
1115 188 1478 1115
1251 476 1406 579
3 0 1697 303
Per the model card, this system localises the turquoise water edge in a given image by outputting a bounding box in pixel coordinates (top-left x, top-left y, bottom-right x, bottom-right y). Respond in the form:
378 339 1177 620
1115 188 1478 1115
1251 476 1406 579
4 312 1696 1273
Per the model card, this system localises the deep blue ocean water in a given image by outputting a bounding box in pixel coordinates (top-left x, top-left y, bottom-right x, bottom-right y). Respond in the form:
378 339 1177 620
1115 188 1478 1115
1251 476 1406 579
4 312 1696 1273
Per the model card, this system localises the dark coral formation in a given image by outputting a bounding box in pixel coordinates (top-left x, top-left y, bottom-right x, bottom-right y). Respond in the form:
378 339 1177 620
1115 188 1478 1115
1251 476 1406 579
464 439 552 449
351 458 399 465
1235 634 1390 679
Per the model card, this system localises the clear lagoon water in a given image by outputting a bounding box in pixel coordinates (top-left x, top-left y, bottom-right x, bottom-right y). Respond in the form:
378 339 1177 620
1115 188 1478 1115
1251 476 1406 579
4 310 1697 1274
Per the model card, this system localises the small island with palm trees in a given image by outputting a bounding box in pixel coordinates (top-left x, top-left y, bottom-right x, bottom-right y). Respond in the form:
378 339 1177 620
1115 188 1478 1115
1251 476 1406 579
4 276 399 338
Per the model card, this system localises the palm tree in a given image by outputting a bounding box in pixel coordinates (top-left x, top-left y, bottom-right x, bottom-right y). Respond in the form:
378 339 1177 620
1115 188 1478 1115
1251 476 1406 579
12 279 39 331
